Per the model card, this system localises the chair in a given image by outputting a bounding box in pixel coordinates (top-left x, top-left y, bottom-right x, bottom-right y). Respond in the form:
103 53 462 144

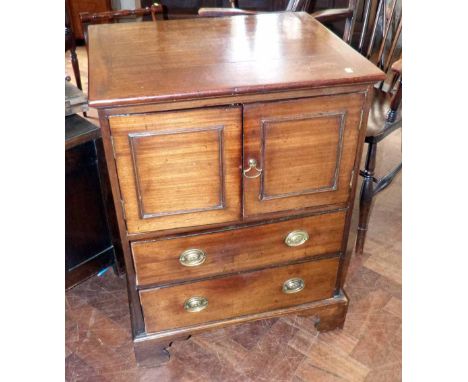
79 3 163 45
315 0 402 254
310 0 357 43
77 3 163 118
356 61 401 255
198 0 357 43
66 0 88 117
198 0 312 17
65 0 82 91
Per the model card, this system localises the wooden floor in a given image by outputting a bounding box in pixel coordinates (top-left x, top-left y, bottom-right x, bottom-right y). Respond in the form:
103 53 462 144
66 47 402 382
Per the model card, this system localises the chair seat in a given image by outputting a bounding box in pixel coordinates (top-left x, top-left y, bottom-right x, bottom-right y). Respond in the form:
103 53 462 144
365 89 401 141
366 90 391 136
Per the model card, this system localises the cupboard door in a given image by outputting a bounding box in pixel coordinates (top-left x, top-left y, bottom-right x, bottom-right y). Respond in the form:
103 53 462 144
109 107 242 233
243 93 367 216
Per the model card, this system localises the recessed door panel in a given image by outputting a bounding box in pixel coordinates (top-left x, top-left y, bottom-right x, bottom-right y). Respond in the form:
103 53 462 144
109 107 242 233
243 92 367 216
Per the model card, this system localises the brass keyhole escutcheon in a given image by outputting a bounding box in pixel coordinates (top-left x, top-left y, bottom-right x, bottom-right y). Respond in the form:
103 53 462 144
282 278 305 294
184 296 208 312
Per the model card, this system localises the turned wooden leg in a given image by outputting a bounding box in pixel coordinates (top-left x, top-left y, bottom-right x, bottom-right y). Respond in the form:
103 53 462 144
387 76 402 123
134 340 172 367
69 47 87 118
70 47 82 91
355 141 377 255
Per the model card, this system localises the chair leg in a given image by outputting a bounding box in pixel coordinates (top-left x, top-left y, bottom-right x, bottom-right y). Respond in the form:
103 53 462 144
70 49 88 117
70 47 82 91
355 141 377 255
373 162 402 195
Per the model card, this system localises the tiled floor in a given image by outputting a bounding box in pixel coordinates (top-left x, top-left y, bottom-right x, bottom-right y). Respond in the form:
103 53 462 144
66 47 402 382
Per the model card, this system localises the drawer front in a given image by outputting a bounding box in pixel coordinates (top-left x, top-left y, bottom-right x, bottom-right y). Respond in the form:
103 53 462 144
109 107 242 234
132 210 346 286
140 257 339 333
243 92 367 216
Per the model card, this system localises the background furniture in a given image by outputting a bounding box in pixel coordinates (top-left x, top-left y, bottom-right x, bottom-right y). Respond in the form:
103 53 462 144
67 0 112 41
80 3 163 44
199 0 311 16
65 1 83 91
65 81 88 116
310 0 356 43
66 94 125 288
312 0 402 254
198 0 357 40
143 0 352 19
356 59 401 252
352 0 402 254
66 116 112 289
142 0 287 18
87 12 384 366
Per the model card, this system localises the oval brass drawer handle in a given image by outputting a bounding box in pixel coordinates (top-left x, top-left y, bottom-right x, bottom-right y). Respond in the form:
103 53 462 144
179 249 206 267
284 230 309 247
184 296 208 312
282 278 305 294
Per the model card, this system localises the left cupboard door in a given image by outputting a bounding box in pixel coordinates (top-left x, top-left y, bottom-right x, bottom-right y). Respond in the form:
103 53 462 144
109 107 242 234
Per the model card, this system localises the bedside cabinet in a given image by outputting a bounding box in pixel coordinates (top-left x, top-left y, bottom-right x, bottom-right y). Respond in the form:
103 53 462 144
87 12 385 366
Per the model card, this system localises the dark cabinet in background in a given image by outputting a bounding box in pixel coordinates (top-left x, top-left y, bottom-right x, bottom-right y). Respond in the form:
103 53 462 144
66 114 123 289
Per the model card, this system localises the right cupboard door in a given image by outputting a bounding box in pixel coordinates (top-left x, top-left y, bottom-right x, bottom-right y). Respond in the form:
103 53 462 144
243 92 368 217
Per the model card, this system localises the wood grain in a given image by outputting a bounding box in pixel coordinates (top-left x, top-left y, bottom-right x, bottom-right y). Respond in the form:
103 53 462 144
100 84 371 116
138 290 349 343
260 111 344 198
98 111 147 335
243 92 367 216
140 257 340 333
87 12 385 108
109 107 242 233
132 210 346 286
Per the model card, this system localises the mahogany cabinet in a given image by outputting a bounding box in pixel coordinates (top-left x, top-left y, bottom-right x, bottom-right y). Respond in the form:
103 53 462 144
87 12 384 366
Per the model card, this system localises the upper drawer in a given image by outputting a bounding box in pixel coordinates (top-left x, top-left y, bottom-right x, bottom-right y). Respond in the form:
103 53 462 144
109 107 242 234
243 92 367 216
132 210 346 287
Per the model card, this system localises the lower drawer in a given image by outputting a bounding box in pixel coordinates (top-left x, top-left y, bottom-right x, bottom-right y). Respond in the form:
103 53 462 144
139 257 339 333
132 210 346 286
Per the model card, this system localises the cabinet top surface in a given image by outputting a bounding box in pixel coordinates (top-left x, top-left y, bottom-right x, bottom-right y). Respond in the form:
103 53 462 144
88 12 384 108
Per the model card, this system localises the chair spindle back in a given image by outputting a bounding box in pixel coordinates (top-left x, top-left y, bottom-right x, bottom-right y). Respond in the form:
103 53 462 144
356 0 402 72
80 3 163 45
